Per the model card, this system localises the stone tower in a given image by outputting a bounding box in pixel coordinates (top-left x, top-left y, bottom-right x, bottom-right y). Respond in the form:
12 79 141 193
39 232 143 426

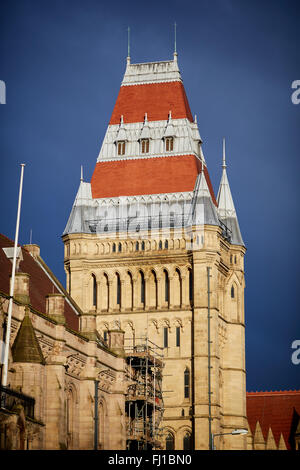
62 52 247 450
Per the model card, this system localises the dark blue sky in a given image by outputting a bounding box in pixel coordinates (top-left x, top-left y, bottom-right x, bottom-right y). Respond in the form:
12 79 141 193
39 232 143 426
1 0 299 392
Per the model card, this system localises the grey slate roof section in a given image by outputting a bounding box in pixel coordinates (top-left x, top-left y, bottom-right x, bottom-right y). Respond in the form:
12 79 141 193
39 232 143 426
189 171 219 227
219 216 244 246
63 181 97 235
64 170 244 248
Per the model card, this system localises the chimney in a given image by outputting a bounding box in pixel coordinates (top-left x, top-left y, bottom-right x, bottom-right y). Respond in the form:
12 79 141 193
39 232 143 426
46 293 65 324
11 272 30 304
23 244 40 259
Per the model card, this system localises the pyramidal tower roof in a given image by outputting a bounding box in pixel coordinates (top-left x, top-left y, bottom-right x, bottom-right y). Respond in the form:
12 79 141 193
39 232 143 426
217 139 244 245
89 54 217 201
64 54 246 241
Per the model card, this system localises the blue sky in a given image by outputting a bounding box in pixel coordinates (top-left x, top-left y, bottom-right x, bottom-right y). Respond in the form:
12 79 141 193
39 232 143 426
0 0 299 392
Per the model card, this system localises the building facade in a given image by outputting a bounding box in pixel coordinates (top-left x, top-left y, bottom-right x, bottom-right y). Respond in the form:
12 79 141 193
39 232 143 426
0 234 127 450
63 52 247 450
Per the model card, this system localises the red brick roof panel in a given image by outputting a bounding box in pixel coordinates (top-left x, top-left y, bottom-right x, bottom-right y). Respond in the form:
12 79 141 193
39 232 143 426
91 154 217 205
109 81 193 124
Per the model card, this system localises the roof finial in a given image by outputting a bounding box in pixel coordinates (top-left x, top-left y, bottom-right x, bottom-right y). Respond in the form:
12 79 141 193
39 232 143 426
29 229 32 244
194 114 197 124
127 27 131 64
80 165 83 182
222 137 227 169
173 22 178 62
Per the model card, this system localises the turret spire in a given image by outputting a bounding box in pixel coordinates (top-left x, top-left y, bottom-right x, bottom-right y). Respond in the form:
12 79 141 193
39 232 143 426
222 137 226 169
217 139 244 245
127 27 131 65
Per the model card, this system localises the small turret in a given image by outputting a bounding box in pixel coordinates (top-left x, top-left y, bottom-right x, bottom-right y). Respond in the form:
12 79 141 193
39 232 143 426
216 139 244 245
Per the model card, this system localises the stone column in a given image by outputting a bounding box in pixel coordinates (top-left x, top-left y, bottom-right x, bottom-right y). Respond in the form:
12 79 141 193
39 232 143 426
156 278 162 309
181 275 188 308
108 280 113 312
132 279 139 311
120 280 126 312
169 275 174 309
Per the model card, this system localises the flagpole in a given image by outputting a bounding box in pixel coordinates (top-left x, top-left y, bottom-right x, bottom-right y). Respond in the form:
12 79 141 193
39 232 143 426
2 163 25 387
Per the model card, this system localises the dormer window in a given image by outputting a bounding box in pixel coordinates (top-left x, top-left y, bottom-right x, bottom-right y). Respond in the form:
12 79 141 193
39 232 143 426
117 141 126 156
165 136 174 152
141 138 149 154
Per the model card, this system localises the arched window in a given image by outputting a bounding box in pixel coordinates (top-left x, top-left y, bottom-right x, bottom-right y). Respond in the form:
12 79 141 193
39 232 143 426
92 274 97 308
118 242 122 252
174 268 182 307
164 240 168 249
112 243 116 253
165 136 174 152
116 274 121 306
117 140 126 156
184 368 190 399
140 271 145 304
141 139 149 154
234 255 237 264
165 432 175 450
183 432 192 450
176 326 181 347
163 326 168 348
231 285 235 298
149 270 158 309
103 330 108 344
159 240 162 250
128 271 134 310
141 241 145 251
164 270 169 303
136 241 139 251
101 273 109 311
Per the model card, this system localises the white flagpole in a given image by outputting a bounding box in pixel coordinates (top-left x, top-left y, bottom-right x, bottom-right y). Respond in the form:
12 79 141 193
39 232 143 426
2 164 25 387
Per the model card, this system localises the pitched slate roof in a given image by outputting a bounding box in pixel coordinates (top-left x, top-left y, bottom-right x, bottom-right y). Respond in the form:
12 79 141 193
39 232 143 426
0 233 79 331
246 390 300 450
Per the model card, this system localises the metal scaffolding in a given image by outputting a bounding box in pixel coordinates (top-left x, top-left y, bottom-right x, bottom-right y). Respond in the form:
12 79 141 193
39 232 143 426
124 337 164 450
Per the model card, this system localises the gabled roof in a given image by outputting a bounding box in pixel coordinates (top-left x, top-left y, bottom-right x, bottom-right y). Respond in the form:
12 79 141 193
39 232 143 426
0 234 79 331
247 390 300 450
